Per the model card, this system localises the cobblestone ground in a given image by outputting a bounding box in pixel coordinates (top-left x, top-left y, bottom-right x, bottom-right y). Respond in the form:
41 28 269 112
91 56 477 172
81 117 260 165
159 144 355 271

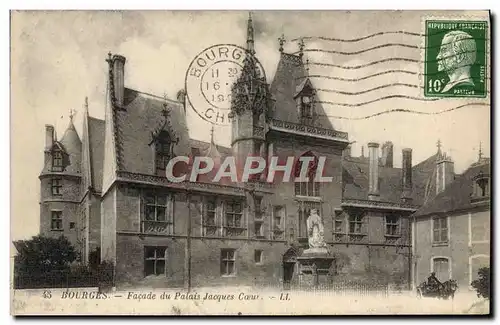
11 287 489 315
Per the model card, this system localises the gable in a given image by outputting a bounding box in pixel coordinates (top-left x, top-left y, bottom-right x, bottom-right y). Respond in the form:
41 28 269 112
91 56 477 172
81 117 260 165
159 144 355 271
269 53 333 129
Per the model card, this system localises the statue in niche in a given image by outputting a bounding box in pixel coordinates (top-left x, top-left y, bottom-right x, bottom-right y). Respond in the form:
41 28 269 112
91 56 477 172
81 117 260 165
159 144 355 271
307 209 327 249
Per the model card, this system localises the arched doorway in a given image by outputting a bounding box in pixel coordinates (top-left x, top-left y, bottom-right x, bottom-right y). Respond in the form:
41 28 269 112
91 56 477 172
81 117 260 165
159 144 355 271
282 246 300 290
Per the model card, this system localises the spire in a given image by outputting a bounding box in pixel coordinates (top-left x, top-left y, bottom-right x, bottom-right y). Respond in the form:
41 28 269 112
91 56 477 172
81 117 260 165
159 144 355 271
206 125 221 164
246 12 255 55
436 139 442 157
478 141 483 161
361 145 365 158
278 33 286 53
84 96 89 116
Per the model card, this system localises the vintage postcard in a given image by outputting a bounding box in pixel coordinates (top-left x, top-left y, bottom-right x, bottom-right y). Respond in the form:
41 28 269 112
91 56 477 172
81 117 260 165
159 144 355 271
10 10 491 315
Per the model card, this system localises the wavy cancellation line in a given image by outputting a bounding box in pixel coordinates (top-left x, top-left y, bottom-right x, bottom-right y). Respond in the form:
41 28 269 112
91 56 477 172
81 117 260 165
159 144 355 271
293 41 488 56
314 80 491 95
297 72 492 82
290 29 487 43
296 70 417 82
316 95 440 107
309 59 417 69
308 53 488 70
316 84 419 95
317 103 489 120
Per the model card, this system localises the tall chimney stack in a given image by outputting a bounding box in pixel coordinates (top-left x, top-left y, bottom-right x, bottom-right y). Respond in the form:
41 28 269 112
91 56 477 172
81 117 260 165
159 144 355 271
401 148 413 202
112 54 126 107
368 142 380 200
381 141 394 167
45 124 54 151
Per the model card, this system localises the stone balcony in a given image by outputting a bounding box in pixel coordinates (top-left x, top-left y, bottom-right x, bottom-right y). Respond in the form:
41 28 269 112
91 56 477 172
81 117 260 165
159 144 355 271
269 119 349 143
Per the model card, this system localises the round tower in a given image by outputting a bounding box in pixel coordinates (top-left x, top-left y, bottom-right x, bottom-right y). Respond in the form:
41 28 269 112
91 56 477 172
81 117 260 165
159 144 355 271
39 115 83 255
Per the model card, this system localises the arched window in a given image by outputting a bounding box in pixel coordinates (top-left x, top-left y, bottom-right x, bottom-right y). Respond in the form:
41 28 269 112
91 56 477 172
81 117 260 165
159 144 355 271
155 131 172 175
431 256 451 282
294 152 320 197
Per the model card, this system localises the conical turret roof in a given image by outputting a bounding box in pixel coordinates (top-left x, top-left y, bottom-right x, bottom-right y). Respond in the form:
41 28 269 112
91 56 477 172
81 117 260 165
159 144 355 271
59 118 82 173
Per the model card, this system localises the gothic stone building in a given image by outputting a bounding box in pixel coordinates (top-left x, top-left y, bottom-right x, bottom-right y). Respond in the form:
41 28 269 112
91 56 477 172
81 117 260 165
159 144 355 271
40 17 449 288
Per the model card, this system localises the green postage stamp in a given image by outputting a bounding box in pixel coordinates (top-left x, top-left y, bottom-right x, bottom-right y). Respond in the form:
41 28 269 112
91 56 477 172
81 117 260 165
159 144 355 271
424 20 488 98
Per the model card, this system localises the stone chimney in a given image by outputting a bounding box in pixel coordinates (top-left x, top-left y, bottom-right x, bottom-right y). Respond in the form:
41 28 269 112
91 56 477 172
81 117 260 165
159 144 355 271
401 148 413 202
45 124 55 151
436 152 454 194
368 142 380 200
381 141 394 167
111 54 126 107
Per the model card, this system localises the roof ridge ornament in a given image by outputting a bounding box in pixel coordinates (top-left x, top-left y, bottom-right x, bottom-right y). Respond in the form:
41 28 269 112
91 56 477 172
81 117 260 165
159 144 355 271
149 94 179 146
278 34 286 53
478 141 483 161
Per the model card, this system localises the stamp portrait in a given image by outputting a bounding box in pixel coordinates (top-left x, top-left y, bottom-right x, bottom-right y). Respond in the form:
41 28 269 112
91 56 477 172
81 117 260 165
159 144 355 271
424 20 488 97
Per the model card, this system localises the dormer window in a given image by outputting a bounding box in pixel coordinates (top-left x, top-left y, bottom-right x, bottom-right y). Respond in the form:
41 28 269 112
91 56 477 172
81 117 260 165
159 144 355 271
295 78 316 124
299 95 313 120
476 178 489 196
52 150 63 172
472 172 490 201
154 131 172 175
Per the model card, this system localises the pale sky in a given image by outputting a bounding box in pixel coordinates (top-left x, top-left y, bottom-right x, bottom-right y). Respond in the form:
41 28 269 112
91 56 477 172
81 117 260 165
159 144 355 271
11 10 490 240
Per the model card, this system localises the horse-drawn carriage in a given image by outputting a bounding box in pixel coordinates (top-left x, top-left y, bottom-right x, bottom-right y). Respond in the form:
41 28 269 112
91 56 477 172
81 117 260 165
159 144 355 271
416 273 458 299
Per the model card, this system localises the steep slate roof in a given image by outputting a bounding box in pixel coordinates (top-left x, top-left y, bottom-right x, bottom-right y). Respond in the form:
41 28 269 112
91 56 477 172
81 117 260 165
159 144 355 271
103 87 235 177
269 52 333 129
88 117 105 192
413 160 490 217
342 153 439 207
114 88 191 174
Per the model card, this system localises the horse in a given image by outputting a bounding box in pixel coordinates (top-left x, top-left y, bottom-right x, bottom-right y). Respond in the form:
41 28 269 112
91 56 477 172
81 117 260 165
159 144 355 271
441 279 458 299
416 279 458 299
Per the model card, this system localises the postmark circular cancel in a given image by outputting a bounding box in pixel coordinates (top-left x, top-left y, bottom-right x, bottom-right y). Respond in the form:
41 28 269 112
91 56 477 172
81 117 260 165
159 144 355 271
185 44 266 126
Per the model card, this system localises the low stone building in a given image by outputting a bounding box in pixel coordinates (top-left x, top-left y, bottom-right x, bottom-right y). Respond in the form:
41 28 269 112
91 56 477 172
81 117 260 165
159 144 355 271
411 155 490 290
